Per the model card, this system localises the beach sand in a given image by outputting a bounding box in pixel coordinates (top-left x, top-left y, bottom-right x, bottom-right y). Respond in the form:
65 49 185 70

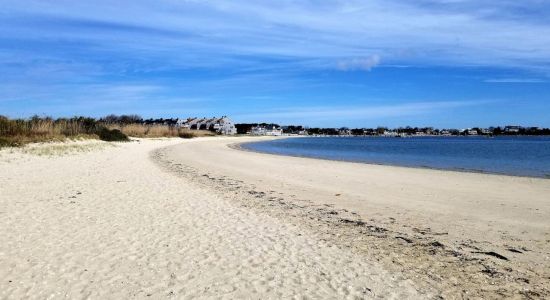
1 138 418 299
157 136 550 299
2 137 549 298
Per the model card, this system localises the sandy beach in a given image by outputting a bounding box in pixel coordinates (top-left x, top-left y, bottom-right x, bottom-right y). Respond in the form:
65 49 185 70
2 137 549 299
1 139 418 299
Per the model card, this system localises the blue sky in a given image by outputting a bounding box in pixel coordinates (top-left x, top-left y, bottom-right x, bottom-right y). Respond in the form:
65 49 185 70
1 0 549 128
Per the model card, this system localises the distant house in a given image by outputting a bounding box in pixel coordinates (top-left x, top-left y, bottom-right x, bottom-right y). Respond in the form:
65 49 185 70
251 125 283 136
176 117 200 129
196 118 213 130
175 118 186 127
505 125 521 133
466 129 478 135
176 116 237 135
213 116 237 135
338 128 351 136
383 130 399 137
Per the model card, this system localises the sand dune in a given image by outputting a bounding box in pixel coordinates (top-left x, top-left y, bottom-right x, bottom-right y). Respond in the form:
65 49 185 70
1 139 419 299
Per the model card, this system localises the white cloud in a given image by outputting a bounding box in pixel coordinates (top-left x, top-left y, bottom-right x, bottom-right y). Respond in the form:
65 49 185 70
337 55 381 71
3 0 550 70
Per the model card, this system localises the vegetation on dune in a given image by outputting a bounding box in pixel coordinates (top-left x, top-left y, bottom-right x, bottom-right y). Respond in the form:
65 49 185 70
0 114 217 148
109 123 176 138
97 128 129 142
106 124 215 139
0 115 101 147
178 131 196 139
178 129 216 138
0 137 15 148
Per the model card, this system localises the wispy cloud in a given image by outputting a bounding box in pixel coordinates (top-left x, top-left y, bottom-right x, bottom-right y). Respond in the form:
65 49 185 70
3 0 550 70
0 1 549 126
484 78 547 83
337 55 381 71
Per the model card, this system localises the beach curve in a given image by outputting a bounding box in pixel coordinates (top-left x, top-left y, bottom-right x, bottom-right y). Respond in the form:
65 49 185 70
155 136 550 298
1 138 419 299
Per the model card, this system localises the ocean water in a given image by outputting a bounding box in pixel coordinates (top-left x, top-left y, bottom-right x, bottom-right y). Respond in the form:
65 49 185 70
241 136 550 178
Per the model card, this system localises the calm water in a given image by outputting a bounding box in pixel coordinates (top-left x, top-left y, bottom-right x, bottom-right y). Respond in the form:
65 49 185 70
242 136 550 178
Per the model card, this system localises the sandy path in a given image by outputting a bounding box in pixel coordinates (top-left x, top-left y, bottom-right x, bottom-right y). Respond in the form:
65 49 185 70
0 139 419 299
157 136 550 298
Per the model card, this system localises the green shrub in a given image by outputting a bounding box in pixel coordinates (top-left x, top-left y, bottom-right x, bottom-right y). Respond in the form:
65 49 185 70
98 128 129 142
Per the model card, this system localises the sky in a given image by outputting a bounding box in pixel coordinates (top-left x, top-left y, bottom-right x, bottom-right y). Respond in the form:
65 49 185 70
1 0 549 128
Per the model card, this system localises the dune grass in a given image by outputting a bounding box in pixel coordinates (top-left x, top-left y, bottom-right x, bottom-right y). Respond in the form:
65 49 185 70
108 123 216 139
111 124 216 138
0 115 216 148
0 116 101 147
21 142 115 156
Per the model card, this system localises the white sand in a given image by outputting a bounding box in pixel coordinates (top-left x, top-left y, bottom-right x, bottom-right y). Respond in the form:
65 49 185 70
157 136 550 298
0 139 419 299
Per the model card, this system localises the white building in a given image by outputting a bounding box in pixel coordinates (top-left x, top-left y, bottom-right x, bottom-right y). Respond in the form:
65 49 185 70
505 126 520 133
414 131 427 136
176 117 200 129
466 129 478 135
251 125 283 136
176 116 237 135
383 130 399 137
338 128 351 136
213 116 237 135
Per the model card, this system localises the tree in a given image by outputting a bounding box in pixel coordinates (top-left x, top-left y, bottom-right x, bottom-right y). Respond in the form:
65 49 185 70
350 128 364 136
376 127 387 135
119 114 142 124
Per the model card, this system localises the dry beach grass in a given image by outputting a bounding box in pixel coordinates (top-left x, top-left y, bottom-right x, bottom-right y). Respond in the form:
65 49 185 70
0 116 215 148
0 116 99 147
107 123 216 139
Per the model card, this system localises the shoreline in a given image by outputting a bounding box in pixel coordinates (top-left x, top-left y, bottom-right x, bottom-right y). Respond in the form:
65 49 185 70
2 138 422 298
2 138 549 298
232 138 550 180
158 136 550 298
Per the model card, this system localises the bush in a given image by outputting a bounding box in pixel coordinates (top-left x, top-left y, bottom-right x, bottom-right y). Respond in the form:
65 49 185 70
178 131 195 139
0 137 16 148
98 128 129 142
